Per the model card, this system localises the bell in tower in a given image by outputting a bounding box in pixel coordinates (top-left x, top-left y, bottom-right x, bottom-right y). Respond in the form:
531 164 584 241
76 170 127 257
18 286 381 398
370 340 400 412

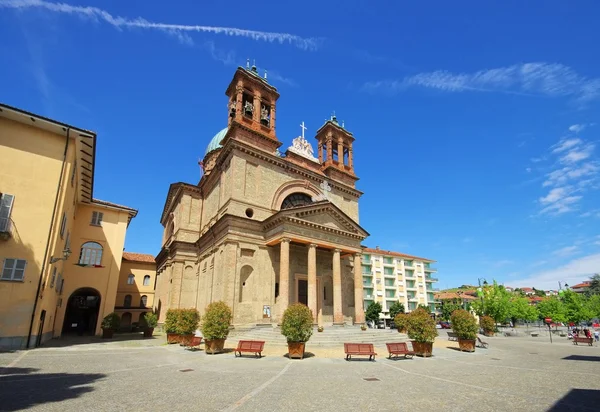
314 113 358 188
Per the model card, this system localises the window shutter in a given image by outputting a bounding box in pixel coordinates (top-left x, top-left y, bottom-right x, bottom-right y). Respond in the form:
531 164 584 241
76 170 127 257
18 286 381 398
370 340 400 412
0 194 15 232
60 212 67 238
91 211 98 225
98 212 103 224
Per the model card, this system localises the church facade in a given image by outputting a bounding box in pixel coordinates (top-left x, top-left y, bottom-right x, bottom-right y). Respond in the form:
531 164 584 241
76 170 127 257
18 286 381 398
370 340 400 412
155 64 368 326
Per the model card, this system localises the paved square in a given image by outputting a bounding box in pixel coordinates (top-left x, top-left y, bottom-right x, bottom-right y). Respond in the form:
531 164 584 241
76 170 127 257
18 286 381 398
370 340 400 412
1 333 599 411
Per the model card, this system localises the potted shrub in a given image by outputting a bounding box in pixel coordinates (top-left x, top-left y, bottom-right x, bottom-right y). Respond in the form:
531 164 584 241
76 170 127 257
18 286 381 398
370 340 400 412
360 324 367 331
394 313 409 333
406 308 438 357
101 312 120 339
480 315 495 337
164 309 181 344
201 301 232 354
451 309 478 352
317 326 324 332
177 308 200 346
281 303 314 359
143 312 158 338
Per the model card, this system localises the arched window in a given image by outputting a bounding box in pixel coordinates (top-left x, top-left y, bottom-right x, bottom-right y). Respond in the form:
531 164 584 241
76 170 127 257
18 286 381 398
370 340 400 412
239 265 254 303
140 295 148 307
143 275 150 286
127 274 135 285
79 242 103 266
124 295 132 308
281 193 313 209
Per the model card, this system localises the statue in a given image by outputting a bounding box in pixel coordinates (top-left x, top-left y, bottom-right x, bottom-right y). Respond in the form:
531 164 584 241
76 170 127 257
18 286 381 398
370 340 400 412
244 101 253 115
288 135 318 163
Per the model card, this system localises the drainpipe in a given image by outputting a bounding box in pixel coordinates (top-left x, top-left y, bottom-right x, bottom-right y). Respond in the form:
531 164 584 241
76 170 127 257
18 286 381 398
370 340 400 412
27 128 70 348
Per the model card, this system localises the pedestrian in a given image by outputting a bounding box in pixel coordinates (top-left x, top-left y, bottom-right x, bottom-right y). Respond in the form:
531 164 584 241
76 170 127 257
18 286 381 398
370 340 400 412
594 330 599 342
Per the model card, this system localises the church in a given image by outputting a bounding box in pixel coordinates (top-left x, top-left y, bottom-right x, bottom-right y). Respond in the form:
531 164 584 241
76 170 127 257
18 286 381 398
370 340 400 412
155 63 369 326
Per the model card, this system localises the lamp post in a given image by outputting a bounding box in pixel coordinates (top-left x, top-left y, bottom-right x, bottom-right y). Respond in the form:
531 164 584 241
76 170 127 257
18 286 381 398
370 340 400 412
50 248 72 264
477 278 488 314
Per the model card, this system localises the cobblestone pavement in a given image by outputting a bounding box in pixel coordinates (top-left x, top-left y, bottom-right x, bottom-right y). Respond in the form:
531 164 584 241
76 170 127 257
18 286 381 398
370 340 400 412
1 332 599 412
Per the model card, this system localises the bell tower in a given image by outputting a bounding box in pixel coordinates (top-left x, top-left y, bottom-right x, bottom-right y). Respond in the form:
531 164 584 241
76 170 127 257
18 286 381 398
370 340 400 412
315 114 358 187
224 60 282 153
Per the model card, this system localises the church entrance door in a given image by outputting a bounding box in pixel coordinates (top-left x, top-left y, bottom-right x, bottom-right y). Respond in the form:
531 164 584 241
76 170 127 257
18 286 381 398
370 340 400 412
298 279 308 305
295 275 321 313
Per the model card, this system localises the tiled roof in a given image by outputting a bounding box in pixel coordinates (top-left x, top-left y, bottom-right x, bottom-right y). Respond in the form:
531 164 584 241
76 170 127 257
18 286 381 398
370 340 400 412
122 252 156 264
362 247 434 263
571 282 590 289
520 287 534 291
93 198 138 214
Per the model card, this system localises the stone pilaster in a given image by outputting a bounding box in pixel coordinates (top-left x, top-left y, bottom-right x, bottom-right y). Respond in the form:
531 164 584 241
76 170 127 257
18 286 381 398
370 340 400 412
353 253 365 324
333 248 343 324
279 238 291 319
307 243 317 323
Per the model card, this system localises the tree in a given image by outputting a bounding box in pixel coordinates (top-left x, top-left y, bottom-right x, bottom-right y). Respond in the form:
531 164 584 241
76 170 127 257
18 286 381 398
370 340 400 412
417 304 431 313
585 294 600 319
471 281 511 323
537 297 566 324
365 302 382 325
514 288 526 297
561 290 592 324
586 274 600 296
440 301 463 321
533 288 546 298
388 301 405 320
509 296 538 325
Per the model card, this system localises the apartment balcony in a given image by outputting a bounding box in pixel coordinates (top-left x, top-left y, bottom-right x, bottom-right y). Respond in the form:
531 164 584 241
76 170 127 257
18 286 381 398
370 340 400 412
383 272 396 278
362 270 373 276
426 287 440 292
362 258 372 265
408 296 418 302
384 284 396 289
363 283 374 288
383 261 395 267
404 261 414 268
406 284 417 290
424 266 437 273
425 277 439 282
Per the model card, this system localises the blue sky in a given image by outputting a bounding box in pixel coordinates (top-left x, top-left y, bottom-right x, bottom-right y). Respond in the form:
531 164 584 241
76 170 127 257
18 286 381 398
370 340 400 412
1 0 599 290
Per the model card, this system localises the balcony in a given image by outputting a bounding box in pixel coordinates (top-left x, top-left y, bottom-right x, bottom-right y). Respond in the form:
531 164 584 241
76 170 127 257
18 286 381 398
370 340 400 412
424 265 437 273
425 277 439 282
384 284 396 289
383 259 394 267
363 282 374 288
404 261 414 268
406 284 417 290
408 296 418 302
426 287 440 292
362 269 373 275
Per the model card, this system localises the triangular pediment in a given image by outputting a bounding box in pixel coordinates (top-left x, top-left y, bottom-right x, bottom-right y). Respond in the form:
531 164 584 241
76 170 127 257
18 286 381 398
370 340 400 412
265 201 369 239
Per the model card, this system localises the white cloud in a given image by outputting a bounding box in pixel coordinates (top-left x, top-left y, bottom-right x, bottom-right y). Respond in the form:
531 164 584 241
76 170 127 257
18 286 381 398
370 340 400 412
511 253 600 290
540 187 569 204
569 124 586 133
552 245 578 257
362 62 600 103
0 0 321 50
560 144 595 164
551 138 582 153
542 163 599 187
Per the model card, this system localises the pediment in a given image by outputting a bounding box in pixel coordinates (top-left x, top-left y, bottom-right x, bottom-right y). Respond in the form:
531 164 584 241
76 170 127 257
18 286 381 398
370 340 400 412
265 201 369 239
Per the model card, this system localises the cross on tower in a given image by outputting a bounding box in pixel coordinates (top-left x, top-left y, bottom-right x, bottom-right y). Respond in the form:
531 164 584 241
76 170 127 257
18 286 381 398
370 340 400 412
300 121 307 139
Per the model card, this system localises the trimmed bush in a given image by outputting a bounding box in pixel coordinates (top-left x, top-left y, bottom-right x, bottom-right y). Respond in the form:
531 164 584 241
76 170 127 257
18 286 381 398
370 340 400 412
479 315 495 335
201 301 232 340
164 309 181 333
394 313 409 332
281 303 314 343
406 308 438 343
101 313 120 330
143 312 158 328
450 309 478 340
177 309 200 335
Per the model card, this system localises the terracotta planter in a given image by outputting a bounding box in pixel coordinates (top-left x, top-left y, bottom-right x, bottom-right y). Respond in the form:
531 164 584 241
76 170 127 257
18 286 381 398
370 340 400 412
458 338 476 352
287 342 306 359
411 341 433 357
166 333 180 344
180 334 194 346
143 328 154 338
205 338 226 354
102 328 114 339
190 336 202 346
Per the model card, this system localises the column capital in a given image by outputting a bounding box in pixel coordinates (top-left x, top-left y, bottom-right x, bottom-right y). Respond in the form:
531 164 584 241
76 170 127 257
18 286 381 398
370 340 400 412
309 243 318 249
333 248 342 254
281 238 291 244
353 252 362 258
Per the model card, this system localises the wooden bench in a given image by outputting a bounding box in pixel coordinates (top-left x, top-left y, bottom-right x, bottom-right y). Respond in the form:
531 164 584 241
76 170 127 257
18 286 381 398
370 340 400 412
344 343 377 361
531 333 539 337
235 340 265 358
447 332 458 341
477 336 489 349
386 342 415 359
573 336 593 346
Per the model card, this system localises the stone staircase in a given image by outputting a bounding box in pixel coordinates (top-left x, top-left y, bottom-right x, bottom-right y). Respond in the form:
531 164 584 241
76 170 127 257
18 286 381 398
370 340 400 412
229 325 409 347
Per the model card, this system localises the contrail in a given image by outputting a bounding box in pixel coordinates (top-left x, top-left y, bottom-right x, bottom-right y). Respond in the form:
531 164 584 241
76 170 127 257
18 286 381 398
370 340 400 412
0 0 321 50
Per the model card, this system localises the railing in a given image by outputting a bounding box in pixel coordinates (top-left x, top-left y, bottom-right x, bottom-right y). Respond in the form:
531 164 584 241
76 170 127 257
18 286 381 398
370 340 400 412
383 259 394 266
383 270 395 277
404 261 414 267
424 266 437 272
426 287 440 292
425 277 439 282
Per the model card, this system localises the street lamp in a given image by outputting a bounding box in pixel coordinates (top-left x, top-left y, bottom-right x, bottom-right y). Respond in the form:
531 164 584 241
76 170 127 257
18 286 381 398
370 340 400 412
477 278 488 313
50 248 72 264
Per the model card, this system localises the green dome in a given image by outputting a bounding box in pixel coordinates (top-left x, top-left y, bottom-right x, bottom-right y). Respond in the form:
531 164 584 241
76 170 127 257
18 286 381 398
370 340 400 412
205 127 228 156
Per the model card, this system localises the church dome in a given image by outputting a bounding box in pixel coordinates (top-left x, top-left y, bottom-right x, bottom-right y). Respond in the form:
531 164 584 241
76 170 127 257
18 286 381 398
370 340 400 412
205 127 228 156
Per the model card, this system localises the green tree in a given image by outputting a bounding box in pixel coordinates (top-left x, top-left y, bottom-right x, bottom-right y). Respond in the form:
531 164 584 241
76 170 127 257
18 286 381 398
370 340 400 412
508 296 538 325
440 300 463 321
514 288 526 297
585 294 600 319
365 302 382 325
388 301 405 320
537 297 566 324
471 281 511 323
417 304 431 313
533 288 547 297
561 290 592 323
586 274 600 296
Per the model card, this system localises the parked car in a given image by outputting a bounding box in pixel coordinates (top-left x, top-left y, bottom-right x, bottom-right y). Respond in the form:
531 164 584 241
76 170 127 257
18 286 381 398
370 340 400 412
376 320 386 329
438 321 451 329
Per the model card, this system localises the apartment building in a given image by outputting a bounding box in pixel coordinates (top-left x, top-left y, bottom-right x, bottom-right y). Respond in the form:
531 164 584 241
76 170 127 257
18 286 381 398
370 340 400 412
360 247 439 319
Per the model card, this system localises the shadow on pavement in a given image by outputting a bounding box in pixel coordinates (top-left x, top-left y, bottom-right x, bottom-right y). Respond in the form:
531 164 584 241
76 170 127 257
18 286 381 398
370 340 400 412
547 389 600 411
40 333 161 348
562 355 600 362
0 368 105 411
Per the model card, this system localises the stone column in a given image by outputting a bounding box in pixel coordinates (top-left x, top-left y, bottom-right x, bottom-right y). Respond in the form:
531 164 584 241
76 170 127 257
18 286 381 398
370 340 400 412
279 238 290 319
348 147 354 171
337 138 344 165
307 244 317 324
326 133 333 163
318 143 323 163
235 83 243 123
332 248 343 324
353 253 365 324
253 93 261 123
270 100 276 132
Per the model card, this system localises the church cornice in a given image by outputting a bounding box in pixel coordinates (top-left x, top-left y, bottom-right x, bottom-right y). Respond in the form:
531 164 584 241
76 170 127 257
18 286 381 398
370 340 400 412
159 182 202 225
264 215 366 241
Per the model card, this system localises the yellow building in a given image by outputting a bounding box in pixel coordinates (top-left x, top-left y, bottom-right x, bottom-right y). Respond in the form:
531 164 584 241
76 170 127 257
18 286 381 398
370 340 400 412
361 247 439 318
114 252 156 330
0 103 137 350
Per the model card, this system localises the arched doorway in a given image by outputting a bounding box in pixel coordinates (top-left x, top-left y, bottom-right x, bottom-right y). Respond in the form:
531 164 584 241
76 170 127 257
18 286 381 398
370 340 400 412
120 312 132 330
62 288 101 336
